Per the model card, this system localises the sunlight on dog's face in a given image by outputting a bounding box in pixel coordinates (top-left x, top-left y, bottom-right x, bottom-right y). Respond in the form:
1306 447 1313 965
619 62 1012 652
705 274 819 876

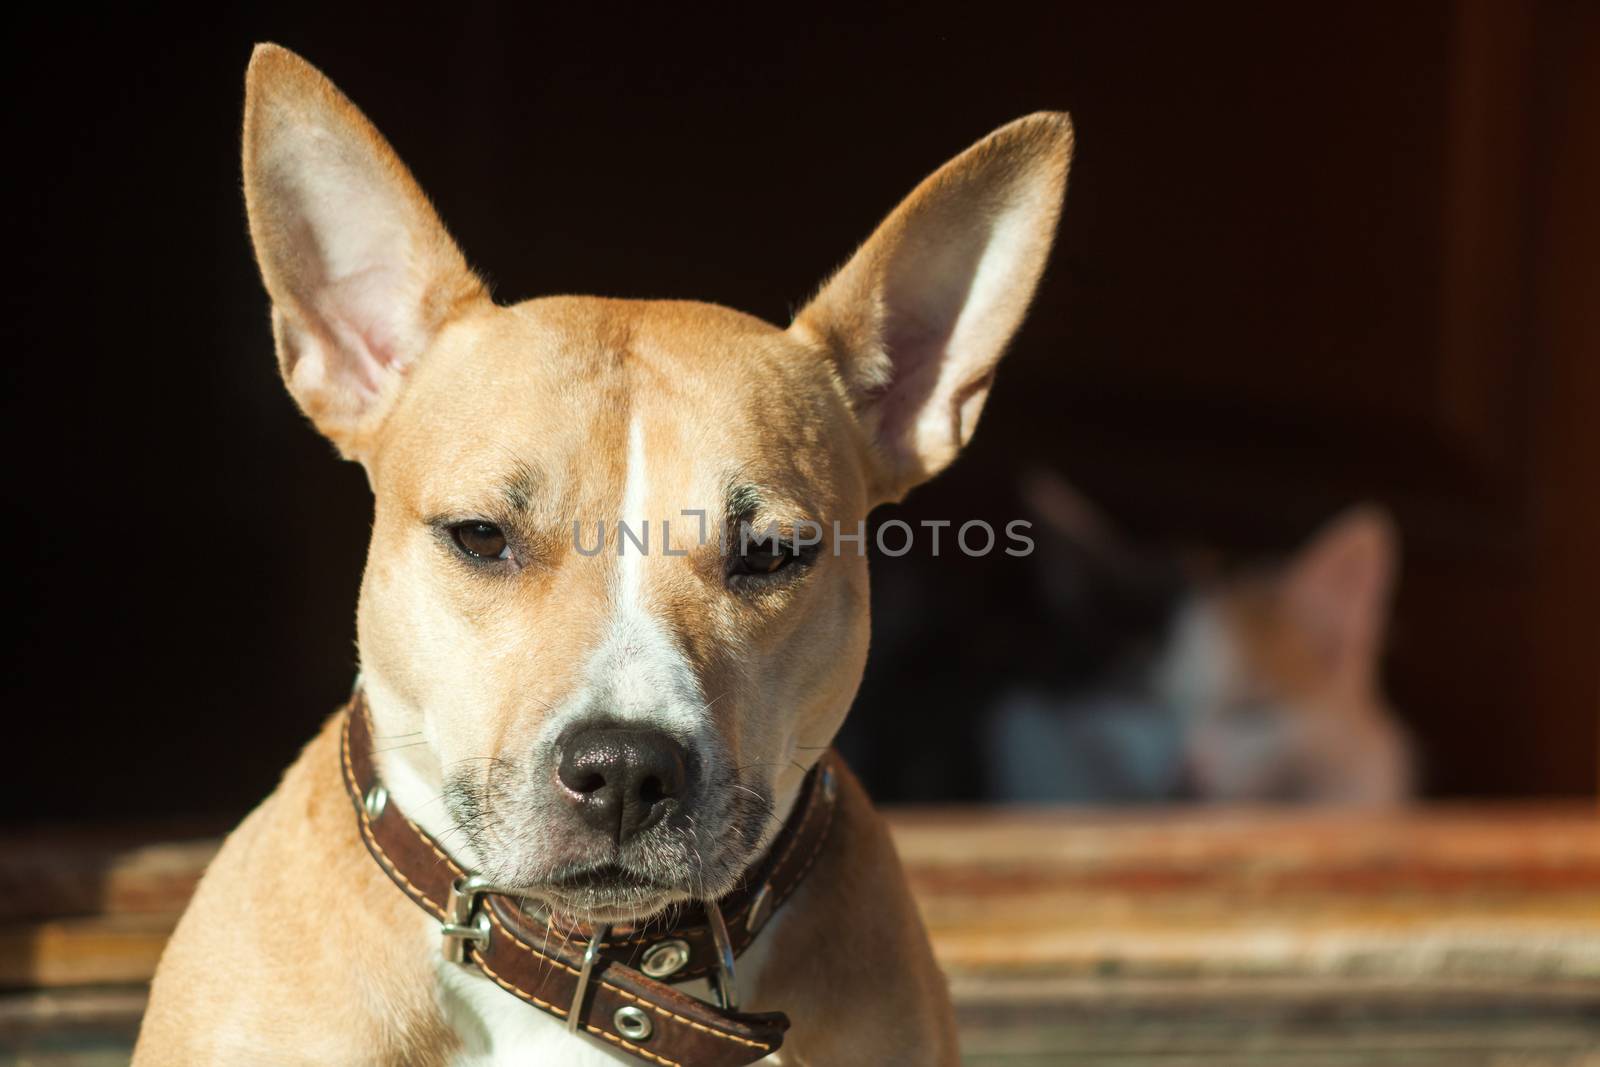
356 298 871 919
242 46 1071 920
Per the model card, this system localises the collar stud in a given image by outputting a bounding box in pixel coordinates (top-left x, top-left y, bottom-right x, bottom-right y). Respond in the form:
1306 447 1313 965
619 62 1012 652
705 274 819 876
640 938 692 978
614 1005 654 1041
363 783 388 820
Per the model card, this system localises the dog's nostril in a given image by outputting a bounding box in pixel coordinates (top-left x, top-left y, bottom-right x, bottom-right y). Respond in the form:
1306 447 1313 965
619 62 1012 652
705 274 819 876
571 771 607 795
639 775 665 806
557 753 610 797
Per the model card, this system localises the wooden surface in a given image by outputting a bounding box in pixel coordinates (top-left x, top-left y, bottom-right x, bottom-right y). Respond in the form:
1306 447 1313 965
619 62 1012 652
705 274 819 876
895 806 1600 1064
3 807 1599 1064
894 806 1600 982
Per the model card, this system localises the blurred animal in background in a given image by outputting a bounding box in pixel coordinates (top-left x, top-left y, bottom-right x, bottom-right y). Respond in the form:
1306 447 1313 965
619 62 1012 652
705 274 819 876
984 471 1412 805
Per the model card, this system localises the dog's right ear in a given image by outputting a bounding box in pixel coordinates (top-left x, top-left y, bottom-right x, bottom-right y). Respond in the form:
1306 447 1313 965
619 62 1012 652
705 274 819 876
792 113 1073 505
242 44 485 459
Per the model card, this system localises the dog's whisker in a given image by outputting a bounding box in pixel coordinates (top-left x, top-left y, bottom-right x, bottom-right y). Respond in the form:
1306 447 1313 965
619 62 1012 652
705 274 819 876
412 791 453 811
372 740 430 755
435 807 497 851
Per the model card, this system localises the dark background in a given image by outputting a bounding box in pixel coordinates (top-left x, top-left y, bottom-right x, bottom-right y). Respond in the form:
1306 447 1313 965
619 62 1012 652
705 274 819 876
4 3 1597 823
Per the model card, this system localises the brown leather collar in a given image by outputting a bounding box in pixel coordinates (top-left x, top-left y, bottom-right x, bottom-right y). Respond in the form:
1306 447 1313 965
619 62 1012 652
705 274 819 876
339 691 838 1066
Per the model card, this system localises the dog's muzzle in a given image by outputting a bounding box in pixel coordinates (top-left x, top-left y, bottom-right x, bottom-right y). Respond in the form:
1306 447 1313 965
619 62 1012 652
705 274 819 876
341 690 838 1066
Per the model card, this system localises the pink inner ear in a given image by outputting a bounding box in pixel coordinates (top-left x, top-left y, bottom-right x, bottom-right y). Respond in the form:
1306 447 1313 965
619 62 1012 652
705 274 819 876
321 265 414 401
871 315 947 448
871 227 990 460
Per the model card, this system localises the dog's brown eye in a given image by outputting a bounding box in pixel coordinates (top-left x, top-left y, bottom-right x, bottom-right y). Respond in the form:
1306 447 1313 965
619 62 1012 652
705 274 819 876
450 521 509 561
731 539 795 578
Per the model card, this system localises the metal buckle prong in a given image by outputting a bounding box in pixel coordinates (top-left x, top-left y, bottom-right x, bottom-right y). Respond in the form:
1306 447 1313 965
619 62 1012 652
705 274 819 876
567 923 611 1033
745 883 773 938
704 899 739 1012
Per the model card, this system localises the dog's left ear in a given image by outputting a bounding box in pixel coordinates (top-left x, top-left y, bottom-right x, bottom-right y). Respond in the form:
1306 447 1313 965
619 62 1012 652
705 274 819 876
242 44 486 461
792 113 1073 504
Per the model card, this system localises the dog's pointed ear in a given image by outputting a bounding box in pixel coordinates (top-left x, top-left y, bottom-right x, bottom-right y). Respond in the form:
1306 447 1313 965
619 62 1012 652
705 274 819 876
242 44 486 459
792 113 1073 503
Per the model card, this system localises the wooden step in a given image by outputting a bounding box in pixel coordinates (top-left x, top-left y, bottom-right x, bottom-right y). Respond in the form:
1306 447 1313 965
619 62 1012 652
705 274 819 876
4 806 1599 1062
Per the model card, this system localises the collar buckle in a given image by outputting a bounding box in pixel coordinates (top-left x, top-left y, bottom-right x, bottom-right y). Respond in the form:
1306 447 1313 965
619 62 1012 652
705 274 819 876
442 873 520 962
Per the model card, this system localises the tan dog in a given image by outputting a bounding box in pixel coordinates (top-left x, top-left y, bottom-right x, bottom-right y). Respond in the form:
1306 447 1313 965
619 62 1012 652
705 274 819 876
135 45 1072 1066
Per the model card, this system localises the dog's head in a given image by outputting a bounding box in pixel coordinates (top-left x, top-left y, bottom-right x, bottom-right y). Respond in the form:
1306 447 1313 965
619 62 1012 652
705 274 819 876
243 45 1071 919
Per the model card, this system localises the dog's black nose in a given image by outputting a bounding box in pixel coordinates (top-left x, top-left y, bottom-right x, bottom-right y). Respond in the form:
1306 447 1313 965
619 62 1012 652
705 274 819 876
557 726 689 843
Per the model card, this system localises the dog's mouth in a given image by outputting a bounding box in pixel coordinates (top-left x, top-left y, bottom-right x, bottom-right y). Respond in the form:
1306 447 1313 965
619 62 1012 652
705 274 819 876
442 760 778 923
550 862 668 893
532 862 681 919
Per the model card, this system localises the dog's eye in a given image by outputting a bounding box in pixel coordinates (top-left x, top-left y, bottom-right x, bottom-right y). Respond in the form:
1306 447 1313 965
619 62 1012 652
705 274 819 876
450 521 510 561
730 538 797 578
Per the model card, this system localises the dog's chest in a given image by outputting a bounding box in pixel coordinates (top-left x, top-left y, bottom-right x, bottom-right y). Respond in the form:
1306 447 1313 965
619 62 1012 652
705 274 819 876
437 960 622 1066
433 913 787 1066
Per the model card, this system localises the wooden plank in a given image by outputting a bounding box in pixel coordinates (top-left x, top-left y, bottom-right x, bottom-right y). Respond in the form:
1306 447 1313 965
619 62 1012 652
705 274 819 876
0 988 147 1067
952 975 1600 1065
0 917 175 990
0 986 148 1034
3 807 1599 991
888 805 1600 879
890 805 1600 982
0 826 220 923
5 979 1599 1067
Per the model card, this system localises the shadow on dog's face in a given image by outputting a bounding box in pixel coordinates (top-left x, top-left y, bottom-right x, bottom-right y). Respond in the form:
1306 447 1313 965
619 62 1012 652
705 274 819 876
241 45 1070 919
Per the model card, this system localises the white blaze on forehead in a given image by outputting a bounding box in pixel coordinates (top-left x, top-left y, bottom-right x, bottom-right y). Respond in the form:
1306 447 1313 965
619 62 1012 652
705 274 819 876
619 416 648 610
571 413 705 735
